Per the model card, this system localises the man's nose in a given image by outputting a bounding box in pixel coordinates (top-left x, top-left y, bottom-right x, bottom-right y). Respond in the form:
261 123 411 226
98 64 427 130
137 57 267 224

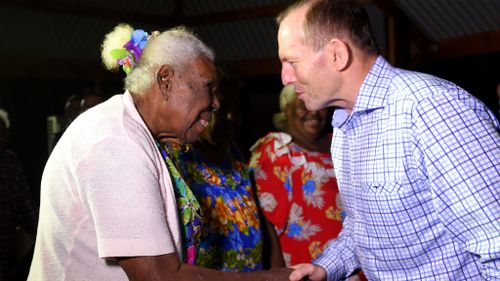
281 64 295 85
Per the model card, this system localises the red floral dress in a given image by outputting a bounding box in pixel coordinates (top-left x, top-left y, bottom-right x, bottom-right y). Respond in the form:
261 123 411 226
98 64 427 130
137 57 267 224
249 132 343 266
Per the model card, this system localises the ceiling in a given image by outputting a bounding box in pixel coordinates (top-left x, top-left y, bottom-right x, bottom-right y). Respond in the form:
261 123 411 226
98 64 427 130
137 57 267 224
1 0 499 79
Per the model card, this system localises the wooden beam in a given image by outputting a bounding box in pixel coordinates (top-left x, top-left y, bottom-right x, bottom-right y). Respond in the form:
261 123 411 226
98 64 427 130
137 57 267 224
186 4 286 26
369 0 397 16
435 30 500 60
0 0 166 25
0 57 122 80
386 16 396 64
370 0 433 66
0 0 287 26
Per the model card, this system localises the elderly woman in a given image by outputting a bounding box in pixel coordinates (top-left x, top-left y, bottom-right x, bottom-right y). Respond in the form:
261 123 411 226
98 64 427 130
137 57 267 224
28 24 289 281
249 85 343 266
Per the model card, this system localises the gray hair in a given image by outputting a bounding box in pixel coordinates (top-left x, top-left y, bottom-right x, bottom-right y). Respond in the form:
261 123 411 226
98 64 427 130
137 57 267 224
272 85 296 130
126 26 214 94
101 24 214 94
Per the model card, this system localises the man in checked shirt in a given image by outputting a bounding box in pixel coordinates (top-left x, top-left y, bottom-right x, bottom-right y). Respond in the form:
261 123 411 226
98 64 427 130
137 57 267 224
277 0 500 280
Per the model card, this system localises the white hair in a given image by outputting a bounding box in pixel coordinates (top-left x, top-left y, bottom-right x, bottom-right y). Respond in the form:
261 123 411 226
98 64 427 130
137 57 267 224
101 24 134 71
101 24 214 95
272 85 296 130
0 109 10 129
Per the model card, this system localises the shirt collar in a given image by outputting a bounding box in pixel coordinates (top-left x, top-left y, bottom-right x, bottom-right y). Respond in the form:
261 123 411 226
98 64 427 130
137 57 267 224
352 55 395 113
331 108 350 128
331 56 394 129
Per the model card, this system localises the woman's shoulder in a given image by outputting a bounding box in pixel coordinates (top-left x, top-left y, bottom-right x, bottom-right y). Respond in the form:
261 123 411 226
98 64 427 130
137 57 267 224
249 132 293 168
250 131 292 153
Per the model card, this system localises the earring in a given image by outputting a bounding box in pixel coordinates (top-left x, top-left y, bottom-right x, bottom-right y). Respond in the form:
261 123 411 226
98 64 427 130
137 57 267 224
157 75 167 83
157 75 169 100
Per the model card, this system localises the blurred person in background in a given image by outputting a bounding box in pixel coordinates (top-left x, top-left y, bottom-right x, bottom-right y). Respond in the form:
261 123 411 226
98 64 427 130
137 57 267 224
62 94 81 126
0 109 38 281
51 94 82 150
80 93 104 113
249 85 343 267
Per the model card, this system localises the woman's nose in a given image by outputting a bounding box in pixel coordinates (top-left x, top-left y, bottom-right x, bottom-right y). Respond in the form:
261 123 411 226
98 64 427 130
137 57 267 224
211 95 220 112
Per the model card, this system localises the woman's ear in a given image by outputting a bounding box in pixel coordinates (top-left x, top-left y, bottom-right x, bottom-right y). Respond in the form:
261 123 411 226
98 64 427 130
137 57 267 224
326 38 351 71
157 64 174 93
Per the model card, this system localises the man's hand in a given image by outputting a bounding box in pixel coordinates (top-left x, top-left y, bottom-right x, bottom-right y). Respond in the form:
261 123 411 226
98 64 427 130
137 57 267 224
289 263 327 281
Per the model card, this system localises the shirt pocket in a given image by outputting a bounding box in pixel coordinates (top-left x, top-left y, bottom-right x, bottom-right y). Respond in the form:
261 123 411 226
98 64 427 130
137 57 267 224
357 180 433 249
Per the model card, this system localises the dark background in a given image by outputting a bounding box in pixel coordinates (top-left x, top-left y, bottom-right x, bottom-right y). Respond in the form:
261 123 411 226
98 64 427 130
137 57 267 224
1 2 499 280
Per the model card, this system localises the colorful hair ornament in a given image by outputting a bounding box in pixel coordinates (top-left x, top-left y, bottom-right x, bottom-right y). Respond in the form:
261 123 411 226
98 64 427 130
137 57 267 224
110 29 152 74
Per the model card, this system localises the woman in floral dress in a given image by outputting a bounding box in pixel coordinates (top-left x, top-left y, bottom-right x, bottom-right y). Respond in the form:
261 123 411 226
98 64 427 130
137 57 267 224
249 85 343 266
168 85 284 271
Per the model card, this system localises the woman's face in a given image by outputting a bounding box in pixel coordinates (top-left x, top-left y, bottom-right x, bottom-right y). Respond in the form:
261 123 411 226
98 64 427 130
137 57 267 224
160 56 219 144
286 96 329 141
204 88 241 146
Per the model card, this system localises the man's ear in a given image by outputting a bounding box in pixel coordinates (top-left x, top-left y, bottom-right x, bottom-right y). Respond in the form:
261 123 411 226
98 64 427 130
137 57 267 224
326 38 350 71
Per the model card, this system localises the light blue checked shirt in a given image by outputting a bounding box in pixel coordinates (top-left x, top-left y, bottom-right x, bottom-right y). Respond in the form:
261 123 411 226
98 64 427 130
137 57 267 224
315 56 500 280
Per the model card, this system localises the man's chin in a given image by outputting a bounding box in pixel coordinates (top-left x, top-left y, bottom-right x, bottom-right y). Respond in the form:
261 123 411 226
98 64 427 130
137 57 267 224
303 101 320 112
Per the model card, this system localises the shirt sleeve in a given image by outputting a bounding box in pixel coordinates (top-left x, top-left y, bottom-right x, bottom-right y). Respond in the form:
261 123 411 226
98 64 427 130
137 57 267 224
76 137 176 259
249 136 290 233
314 214 360 281
413 91 500 279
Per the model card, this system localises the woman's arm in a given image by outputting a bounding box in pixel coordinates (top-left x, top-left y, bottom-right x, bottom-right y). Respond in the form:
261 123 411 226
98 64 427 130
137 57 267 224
118 253 291 281
263 216 286 268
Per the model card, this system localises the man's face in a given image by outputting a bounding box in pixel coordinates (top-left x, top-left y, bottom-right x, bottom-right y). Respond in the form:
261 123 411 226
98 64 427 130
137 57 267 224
157 56 219 144
278 6 339 111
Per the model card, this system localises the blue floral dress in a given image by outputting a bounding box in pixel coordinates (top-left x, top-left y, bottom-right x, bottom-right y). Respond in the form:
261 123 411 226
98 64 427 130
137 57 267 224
169 143 263 272
158 143 203 265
